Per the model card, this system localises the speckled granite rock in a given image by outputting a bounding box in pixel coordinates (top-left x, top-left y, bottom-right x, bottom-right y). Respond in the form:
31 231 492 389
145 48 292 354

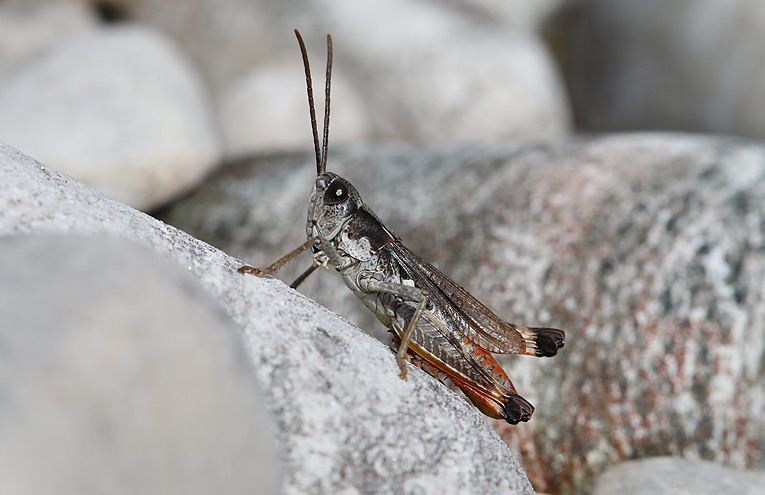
0 142 534 494
0 234 280 495
592 457 765 495
160 133 765 494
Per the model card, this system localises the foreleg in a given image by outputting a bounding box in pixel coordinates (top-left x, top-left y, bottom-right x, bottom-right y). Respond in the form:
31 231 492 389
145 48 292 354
238 237 321 278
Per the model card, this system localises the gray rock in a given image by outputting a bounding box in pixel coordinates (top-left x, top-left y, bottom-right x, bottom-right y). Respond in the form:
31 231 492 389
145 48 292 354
552 0 765 140
160 133 765 495
592 457 765 495
0 25 221 210
0 234 280 495
0 143 534 494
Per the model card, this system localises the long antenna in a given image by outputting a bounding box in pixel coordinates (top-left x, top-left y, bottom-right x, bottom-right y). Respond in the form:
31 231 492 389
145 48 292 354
321 34 332 175
294 30 332 175
294 29 322 174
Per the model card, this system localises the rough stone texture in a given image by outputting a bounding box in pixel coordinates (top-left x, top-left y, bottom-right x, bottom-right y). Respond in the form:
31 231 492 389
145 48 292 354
0 234 280 495
0 143 534 494
0 24 221 210
551 0 765 140
592 457 765 495
160 134 765 494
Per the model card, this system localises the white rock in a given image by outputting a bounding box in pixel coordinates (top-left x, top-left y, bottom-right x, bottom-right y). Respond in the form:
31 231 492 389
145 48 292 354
287 0 572 143
0 142 534 494
107 0 571 148
0 25 221 210
321 3 572 142
100 0 281 91
592 457 765 495
450 0 567 29
0 234 280 495
218 59 370 158
0 1 95 80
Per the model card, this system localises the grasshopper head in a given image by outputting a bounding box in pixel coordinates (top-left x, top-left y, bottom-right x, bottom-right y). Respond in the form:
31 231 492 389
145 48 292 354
294 32 363 242
307 172 363 241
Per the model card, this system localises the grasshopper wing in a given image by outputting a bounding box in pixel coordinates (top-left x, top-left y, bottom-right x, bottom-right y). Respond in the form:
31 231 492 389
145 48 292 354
390 243 563 357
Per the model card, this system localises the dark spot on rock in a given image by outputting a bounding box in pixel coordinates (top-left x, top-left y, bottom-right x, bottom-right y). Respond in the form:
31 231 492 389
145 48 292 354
698 342 709 364
93 1 129 23
313 327 345 360
696 243 711 256
660 287 672 314
730 191 750 215
734 286 747 304
542 264 554 283
699 166 716 180
691 373 709 406
599 257 614 275
726 252 744 285
695 411 715 458
617 219 633 236
665 214 678 232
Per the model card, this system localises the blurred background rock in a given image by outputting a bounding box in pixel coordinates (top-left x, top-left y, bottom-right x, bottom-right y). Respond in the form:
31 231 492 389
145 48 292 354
4 0 764 210
547 0 765 140
0 0 571 210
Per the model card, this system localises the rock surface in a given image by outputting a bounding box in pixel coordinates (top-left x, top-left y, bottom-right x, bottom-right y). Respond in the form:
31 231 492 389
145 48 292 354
592 457 765 495
160 133 765 494
0 142 534 494
456 0 566 29
552 0 765 139
0 24 220 210
0 234 279 495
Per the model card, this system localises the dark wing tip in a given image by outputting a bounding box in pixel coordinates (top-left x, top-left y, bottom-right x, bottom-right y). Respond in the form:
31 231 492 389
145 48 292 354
503 395 534 424
529 327 565 357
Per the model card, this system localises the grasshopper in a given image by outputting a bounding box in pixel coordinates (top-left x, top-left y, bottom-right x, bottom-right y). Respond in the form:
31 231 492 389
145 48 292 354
238 30 564 424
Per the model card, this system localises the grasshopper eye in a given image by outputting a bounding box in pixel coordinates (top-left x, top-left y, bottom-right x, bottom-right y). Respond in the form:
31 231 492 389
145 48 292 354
324 179 349 204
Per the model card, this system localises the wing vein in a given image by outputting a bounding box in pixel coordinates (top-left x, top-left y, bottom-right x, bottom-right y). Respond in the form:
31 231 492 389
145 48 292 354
389 243 525 354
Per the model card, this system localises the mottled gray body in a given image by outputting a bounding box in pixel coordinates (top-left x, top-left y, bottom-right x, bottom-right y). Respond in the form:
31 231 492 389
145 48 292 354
300 172 564 424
